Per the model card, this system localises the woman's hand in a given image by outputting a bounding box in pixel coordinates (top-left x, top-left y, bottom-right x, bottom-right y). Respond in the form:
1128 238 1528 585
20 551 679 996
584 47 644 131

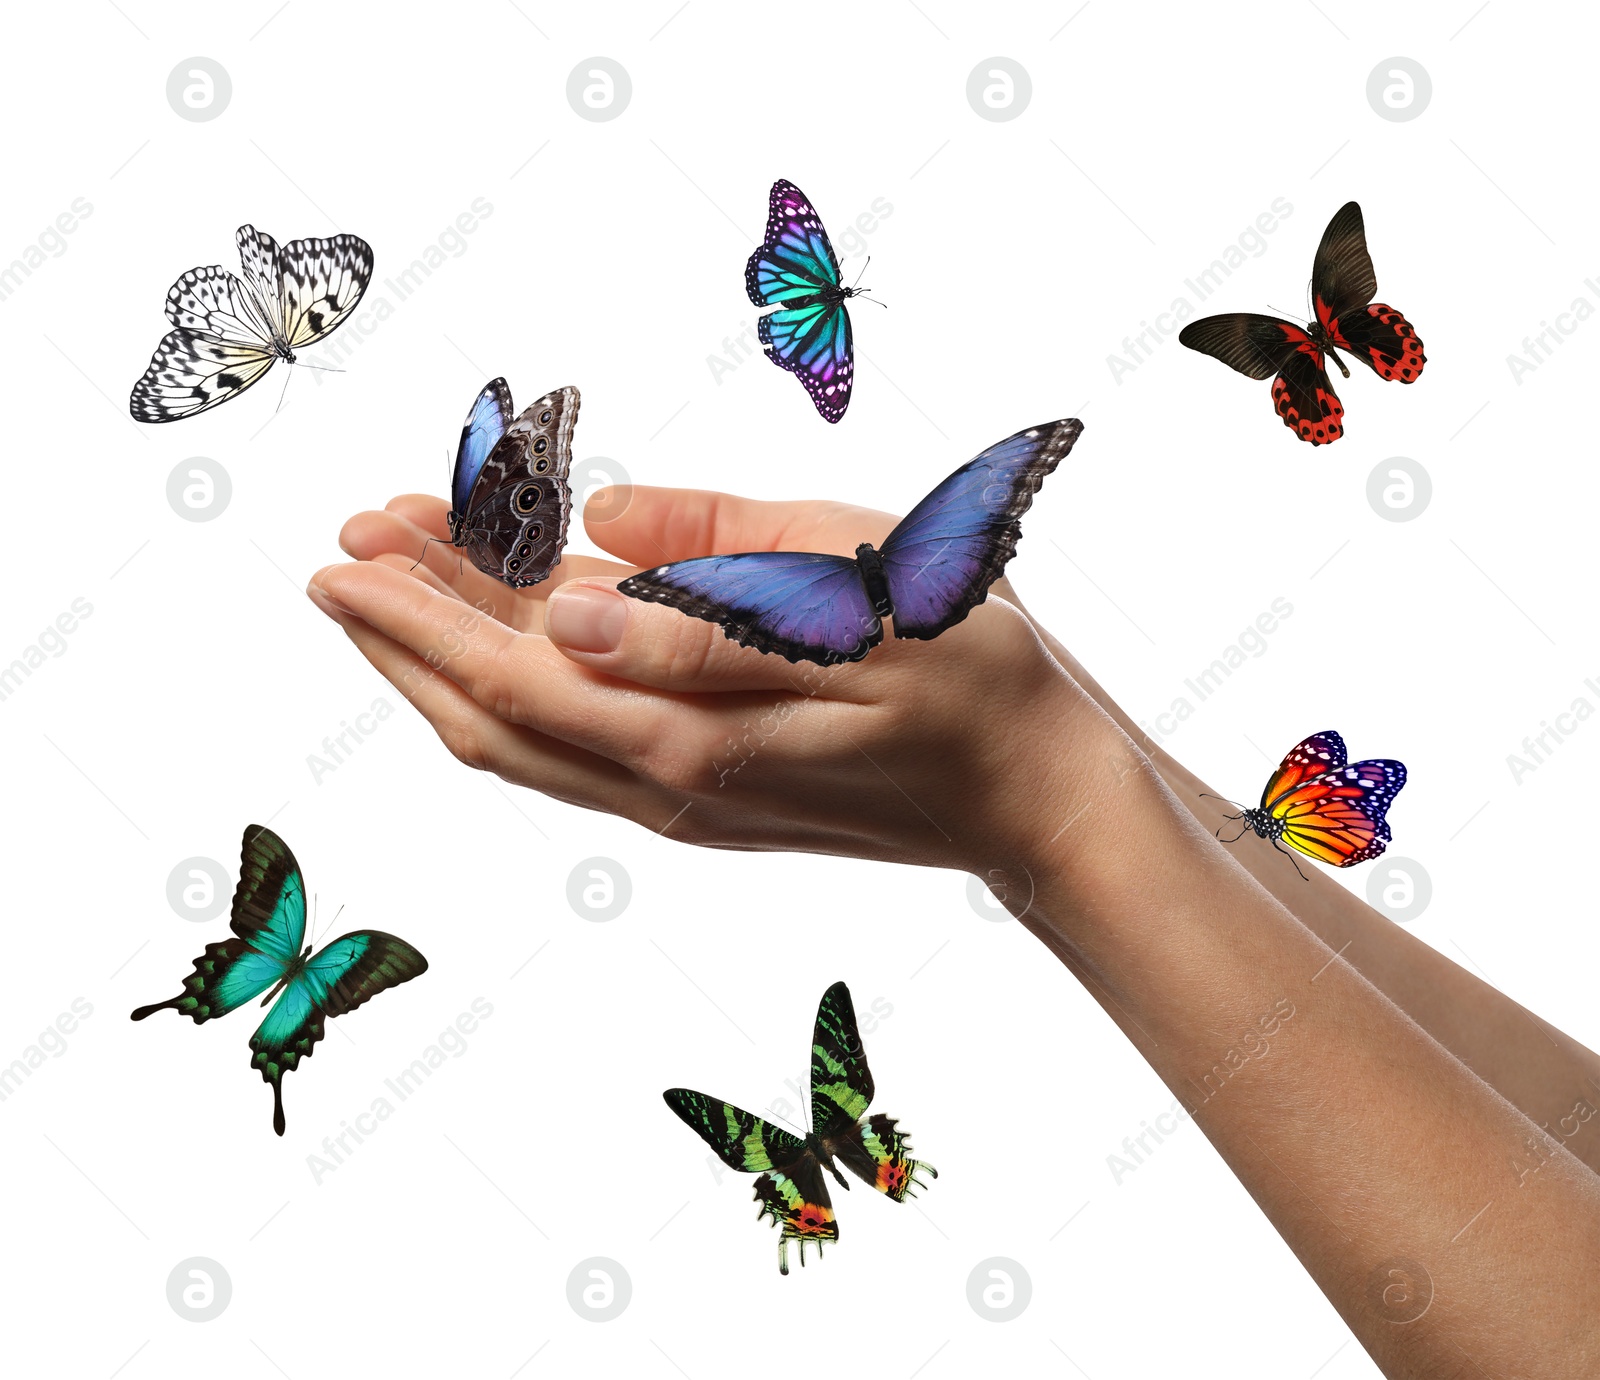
310 487 1117 875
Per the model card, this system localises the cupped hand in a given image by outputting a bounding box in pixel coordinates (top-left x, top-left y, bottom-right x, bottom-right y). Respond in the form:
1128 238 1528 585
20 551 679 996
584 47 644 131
312 486 1116 874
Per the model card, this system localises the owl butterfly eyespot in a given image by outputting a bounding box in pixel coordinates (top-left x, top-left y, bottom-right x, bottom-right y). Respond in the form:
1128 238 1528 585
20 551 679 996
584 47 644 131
441 382 579 589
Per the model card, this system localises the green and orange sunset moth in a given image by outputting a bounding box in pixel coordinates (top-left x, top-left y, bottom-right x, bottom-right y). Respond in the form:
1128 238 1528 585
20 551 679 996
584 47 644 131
665 981 936 1274
131 826 427 1135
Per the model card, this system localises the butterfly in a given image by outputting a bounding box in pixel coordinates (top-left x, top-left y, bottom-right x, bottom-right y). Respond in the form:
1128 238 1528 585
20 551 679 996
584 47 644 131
746 179 869 422
1178 202 1424 445
131 826 427 1135
1214 731 1407 876
439 380 579 588
129 224 373 422
665 981 935 1275
620 418 1081 664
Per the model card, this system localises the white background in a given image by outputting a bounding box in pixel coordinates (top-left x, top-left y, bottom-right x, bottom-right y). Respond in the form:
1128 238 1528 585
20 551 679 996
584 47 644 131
1 2 1592 1376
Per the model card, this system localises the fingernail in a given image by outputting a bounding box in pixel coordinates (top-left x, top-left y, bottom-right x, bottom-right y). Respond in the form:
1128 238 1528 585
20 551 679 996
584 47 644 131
548 585 628 654
308 581 355 619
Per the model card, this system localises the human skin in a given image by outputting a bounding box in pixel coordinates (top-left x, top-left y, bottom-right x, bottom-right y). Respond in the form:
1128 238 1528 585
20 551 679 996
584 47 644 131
313 487 1600 1377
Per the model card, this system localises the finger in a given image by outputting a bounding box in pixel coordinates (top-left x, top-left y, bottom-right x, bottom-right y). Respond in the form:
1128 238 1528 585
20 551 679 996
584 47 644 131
342 507 632 626
309 560 674 765
543 576 883 698
383 493 452 535
583 485 897 567
310 584 661 818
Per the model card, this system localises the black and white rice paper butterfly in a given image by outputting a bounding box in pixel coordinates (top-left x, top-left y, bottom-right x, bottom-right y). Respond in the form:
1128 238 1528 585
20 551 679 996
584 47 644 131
130 224 373 422
440 380 580 588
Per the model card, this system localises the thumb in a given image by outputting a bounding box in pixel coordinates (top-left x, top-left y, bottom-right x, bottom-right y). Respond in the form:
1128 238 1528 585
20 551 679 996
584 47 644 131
544 579 854 695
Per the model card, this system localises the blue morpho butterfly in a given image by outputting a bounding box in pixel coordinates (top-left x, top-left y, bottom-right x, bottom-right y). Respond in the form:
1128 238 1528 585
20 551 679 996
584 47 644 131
433 379 580 587
746 179 878 423
619 418 1083 665
132 826 427 1135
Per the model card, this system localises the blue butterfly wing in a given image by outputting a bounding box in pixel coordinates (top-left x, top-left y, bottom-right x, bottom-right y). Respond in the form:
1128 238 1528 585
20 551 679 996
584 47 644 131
746 180 853 422
452 378 514 515
130 825 303 1024
745 179 842 305
758 301 853 424
620 551 883 665
879 420 1083 640
250 930 428 1135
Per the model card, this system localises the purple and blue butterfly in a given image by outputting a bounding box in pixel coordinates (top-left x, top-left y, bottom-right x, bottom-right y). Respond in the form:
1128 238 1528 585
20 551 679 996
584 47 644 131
620 418 1083 665
746 179 872 423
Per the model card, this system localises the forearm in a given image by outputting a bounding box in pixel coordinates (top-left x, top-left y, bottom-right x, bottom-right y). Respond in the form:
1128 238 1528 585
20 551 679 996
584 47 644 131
1028 617 1600 1174
1025 739 1600 1375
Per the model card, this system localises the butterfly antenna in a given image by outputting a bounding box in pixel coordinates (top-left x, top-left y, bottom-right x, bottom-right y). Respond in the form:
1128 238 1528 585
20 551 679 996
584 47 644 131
1198 791 1247 815
847 257 887 307
275 365 292 414
311 902 346 949
293 360 346 373
766 1104 809 1138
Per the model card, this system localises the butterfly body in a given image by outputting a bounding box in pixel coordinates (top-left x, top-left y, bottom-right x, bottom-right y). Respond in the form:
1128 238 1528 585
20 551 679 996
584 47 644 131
746 179 863 422
131 826 427 1135
443 380 579 587
1179 202 1424 445
1219 731 1407 874
665 981 934 1274
130 225 373 422
621 418 1082 665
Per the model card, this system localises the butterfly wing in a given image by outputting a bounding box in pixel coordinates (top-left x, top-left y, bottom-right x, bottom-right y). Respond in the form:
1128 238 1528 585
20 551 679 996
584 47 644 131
1258 731 1348 810
878 418 1082 640
250 930 428 1135
620 551 882 664
664 1089 837 1273
1180 312 1304 380
1179 312 1345 445
746 179 853 422
236 225 290 343
451 378 514 515
1271 341 1345 445
1310 202 1378 318
1309 202 1425 384
1325 302 1426 384
757 299 854 423
456 385 580 588
809 982 938 1203
130 332 277 422
745 178 843 307
1269 760 1408 868
128 824 305 1024
808 980 874 1133
274 230 374 348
